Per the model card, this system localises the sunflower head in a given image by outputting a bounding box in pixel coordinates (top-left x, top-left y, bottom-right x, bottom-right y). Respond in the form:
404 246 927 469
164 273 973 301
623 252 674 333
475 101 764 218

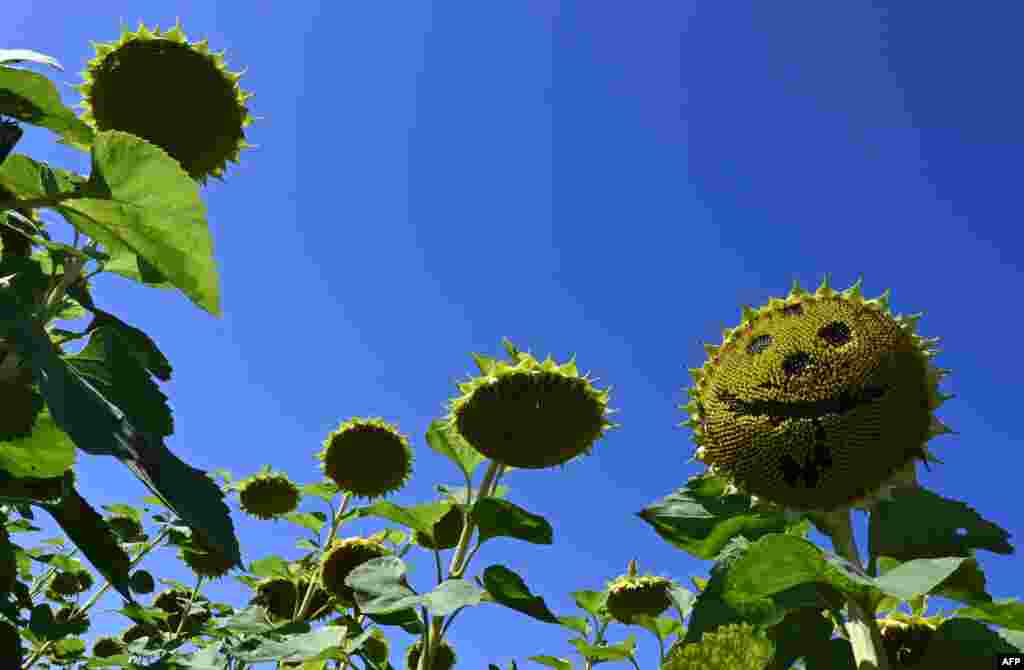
178 534 237 580
319 536 390 607
317 418 413 499
48 570 93 598
237 469 301 520
605 562 673 625
682 276 954 511
446 339 617 469
405 639 457 670
665 623 774 670
92 635 126 658
75 20 254 184
108 515 146 542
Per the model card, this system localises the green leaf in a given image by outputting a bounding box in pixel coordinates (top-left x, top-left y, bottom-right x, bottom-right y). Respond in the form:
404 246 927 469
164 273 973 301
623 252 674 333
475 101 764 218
300 480 339 502
227 624 348 663
667 585 695 621
101 503 142 523
868 486 1014 561
365 607 423 635
346 556 420 615
296 539 319 552
55 131 221 314
421 579 485 617
39 479 134 603
64 325 174 438
425 419 485 482
0 294 241 570
0 408 76 479
0 49 64 71
865 556 966 602
437 483 508 504
637 473 794 560
472 497 553 545
526 656 573 670
0 66 93 149
568 635 636 663
482 565 560 624
249 555 291 579
570 590 607 618
356 500 451 536
557 615 590 637
285 512 327 534
60 294 173 383
631 614 683 642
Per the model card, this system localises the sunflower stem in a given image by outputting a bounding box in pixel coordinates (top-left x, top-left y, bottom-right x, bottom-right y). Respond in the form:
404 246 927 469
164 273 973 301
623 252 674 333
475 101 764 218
808 507 890 670
296 491 351 622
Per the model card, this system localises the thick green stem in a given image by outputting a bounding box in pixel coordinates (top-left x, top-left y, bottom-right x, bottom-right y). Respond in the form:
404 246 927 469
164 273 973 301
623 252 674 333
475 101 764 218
419 460 503 670
809 507 889 670
296 492 351 622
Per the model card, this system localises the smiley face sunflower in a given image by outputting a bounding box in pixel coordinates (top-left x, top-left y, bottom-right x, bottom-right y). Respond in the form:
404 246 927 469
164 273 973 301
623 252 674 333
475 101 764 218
681 276 955 511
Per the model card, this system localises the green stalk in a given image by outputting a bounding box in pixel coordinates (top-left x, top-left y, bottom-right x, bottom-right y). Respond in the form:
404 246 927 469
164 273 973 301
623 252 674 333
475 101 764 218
295 492 351 622
808 507 889 670
419 459 503 670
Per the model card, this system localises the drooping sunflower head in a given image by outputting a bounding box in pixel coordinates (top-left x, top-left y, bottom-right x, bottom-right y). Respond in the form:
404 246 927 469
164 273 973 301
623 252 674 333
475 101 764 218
75 20 254 184
107 515 146 542
92 636 126 658
48 570 93 599
665 623 775 670
405 639 457 670
605 560 674 625
178 534 237 580
446 338 618 469
317 418 413 499
681 276 954 511
237 469 301 520
319 536 390 607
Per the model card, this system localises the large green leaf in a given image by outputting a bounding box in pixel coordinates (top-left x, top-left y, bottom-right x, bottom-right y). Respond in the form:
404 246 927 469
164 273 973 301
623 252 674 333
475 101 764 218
38 477 134 603
0 133 220 314
637 473 794 560
0 408 76 479
0 154 170 286
63 287 172 382
355 500 451 536
0 288 241 570
0 66 93 149
481 565 560 624
63 326 173 438
471 497 553 545
425 419 485 482
0 50 64 71
61 131 220 314
868 486 1014 561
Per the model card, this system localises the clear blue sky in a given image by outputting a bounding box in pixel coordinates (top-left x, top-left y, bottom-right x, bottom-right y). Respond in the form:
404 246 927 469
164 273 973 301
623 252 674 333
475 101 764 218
7 2 1022 668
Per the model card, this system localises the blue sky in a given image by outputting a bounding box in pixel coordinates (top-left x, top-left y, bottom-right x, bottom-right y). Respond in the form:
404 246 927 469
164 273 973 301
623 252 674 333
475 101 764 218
7 2 1023 668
